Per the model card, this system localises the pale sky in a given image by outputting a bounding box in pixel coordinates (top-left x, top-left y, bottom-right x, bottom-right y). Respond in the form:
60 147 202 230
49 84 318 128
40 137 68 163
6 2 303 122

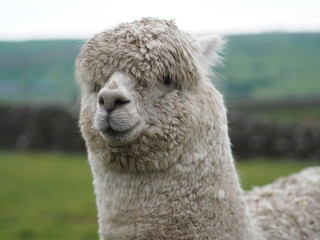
1 0 320 40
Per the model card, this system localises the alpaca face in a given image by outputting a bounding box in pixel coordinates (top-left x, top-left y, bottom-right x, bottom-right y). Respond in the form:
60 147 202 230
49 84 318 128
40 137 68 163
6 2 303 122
93 70 187 148
79 66 194 172
93 71 144 146
76 18 223 172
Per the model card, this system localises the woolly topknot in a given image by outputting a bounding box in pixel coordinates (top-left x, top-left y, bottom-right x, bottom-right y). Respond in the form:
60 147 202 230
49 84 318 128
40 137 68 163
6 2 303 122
76 17 202 92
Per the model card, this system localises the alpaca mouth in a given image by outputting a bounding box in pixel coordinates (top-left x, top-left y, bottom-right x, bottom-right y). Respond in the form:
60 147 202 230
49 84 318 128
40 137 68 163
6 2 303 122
103 127 131 137
100 128 133 146
100 120 142 146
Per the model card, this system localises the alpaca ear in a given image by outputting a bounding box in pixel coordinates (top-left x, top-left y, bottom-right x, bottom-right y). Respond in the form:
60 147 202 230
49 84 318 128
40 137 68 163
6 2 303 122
197 35 225 67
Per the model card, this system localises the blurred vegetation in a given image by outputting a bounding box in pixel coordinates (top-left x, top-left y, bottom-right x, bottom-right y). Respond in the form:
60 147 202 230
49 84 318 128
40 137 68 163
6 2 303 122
0 151 318 240
0 40 84 104
248 106 320 123
228 99 320 123
1 118 317 239
0 33 320 104
0 151 97 240
219 33 320 99
237 159 319 189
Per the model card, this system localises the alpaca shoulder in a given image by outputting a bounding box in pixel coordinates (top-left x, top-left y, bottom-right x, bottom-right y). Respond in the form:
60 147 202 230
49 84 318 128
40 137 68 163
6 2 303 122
245 167 320 240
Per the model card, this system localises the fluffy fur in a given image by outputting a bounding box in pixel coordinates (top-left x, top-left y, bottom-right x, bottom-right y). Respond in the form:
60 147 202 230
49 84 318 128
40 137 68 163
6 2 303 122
75 17 320 240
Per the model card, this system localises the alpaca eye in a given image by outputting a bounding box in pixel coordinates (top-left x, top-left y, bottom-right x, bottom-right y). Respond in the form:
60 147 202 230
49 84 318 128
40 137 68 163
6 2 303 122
163 75 173 86
93 83 101 93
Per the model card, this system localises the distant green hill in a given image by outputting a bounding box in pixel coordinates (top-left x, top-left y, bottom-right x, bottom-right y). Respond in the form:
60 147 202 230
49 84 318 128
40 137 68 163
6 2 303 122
0 33 319 104
218 33 320 99
0 40 84 104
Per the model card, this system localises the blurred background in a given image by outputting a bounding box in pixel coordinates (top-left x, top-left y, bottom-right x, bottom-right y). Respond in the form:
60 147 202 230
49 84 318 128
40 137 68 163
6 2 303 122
1 0 319 239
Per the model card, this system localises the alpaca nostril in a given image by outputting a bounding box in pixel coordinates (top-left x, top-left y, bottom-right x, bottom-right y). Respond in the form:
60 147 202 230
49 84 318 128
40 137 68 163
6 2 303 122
107 97 130 112
98 96 105 106
114 98 130 106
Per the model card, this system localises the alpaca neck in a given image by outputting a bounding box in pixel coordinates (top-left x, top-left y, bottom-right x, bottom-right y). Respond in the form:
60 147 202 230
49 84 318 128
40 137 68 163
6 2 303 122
174 131 255 239
89 131 255 239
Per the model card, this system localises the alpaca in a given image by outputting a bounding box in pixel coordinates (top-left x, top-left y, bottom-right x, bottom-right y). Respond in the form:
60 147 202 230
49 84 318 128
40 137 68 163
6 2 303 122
75 18 320 240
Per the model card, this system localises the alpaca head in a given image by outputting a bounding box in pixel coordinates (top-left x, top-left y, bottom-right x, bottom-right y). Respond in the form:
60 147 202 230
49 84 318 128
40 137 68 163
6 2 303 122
76 18 224 172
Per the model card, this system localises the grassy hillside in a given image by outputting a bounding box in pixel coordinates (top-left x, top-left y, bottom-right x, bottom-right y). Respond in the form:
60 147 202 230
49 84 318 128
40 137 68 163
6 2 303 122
0 40 84 104
218 33 320 99
0 33 319 104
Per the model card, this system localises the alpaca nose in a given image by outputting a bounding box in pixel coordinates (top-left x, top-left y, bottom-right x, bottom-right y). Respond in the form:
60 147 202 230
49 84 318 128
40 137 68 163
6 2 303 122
98 90 130 113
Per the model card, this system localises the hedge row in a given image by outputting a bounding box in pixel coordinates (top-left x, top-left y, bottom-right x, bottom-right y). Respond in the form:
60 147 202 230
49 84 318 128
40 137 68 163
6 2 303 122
229 114 320 160
0 105 319 160
0 105 84 151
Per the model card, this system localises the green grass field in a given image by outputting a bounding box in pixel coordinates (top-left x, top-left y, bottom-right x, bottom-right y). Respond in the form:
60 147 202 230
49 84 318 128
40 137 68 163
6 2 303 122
253 106 320 123
0 151 318 240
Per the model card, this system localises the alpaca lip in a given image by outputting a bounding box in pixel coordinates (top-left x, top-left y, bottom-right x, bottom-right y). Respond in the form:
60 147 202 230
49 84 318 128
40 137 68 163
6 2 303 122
95 115 132 133
99 122 131 137
103 127 130 136
100 120 142 146
100 128 134 147
100 127 130 142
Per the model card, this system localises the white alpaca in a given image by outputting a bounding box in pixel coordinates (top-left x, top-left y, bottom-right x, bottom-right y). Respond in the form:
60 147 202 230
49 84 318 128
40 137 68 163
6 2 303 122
75 18 320 240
